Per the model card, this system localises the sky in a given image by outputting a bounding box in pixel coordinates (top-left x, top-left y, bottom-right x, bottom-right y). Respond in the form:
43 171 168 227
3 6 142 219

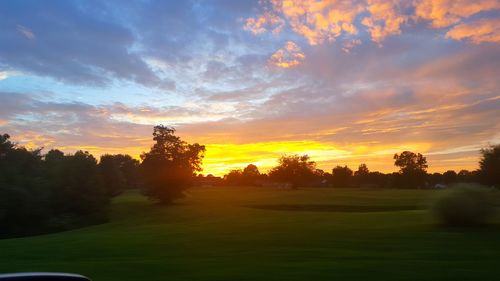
0 0 499 176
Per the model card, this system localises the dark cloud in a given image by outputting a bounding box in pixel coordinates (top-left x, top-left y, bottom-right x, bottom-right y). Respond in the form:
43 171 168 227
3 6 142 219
0 0 259 88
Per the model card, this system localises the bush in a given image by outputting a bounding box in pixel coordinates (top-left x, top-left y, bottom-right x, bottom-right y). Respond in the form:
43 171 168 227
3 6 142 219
432 184 497 227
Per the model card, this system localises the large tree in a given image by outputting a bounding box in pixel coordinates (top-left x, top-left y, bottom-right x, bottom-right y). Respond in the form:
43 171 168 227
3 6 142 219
0 134 48 237
268 155 316 188
479 144 500 187
98 154 140 197
223 164 262 186
242 164 261 186
98 154 127 197
354 163 370 186
393 151 428 188
1 135 111 237
50 151 110 225
331 165 353 188
141 125 205 204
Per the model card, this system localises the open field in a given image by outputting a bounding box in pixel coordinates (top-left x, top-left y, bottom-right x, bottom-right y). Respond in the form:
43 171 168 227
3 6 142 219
1 187 500 281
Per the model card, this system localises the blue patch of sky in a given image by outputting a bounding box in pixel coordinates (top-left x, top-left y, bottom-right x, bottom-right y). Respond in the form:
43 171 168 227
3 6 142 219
0 73 188 107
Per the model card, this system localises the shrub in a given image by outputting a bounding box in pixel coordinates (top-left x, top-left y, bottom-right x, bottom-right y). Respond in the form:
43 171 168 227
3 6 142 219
431 183 497 227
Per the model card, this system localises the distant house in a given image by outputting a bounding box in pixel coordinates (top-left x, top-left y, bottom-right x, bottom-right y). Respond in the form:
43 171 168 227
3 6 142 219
434 183 448 189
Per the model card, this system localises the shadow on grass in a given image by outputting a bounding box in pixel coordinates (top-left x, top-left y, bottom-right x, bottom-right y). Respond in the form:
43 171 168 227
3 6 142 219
432 210 500 233
244 204 422 212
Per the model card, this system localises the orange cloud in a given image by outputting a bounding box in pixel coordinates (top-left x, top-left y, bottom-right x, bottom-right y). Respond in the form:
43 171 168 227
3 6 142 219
445 18 500 43
244 11 284 34
414 0 500 28
362 0 408 44
271 0 362 45
268 41 305 68
247 0 500 46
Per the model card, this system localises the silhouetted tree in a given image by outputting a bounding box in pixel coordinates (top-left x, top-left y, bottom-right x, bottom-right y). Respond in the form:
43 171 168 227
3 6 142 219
442 170 457 184
0 135 48 237
354 163 370 186
331 165 353 188
393 151 428 188
479 144 500 187
0 133 14 157
242 164 261 185
457 169 475 182
223 164 263 186
99 154 127 197
0 136 113 238
268 155 316 188
49 151 109 227
368 171 388 188
96 154 140 196
45 149 65 162
427 172 443 186
112 154 140 189
141 125 205 204
224 169 244 186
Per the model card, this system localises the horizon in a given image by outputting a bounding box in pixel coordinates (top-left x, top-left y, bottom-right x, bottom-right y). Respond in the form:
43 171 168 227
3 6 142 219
1 0 499 176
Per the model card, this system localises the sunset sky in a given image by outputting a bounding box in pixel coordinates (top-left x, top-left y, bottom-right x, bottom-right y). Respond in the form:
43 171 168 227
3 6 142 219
0 0 499 176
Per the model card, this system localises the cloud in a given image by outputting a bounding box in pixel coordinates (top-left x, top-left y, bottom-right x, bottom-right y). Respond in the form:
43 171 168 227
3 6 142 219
16 25 34 39
414 0 500 28
247 0 500 46
362 0 409 44
244 0 500 72
0 71 11 80
0 1 257 89
268 41 305 68
445 18 500 43
342 39 362 53
244 11 284 34
0 1 167 87
270 0 363 45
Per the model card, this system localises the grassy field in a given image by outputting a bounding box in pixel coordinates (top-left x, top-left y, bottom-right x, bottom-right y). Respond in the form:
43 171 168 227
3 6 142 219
1 187 499 281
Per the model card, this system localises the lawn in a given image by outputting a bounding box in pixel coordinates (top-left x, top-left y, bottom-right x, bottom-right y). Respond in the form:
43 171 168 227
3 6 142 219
1 187 499 281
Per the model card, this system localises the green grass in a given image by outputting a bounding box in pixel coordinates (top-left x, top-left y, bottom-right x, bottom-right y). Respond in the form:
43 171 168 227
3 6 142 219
1 187 500 281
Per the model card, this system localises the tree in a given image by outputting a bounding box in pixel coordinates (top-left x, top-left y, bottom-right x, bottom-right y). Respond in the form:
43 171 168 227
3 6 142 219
141 125 205 204
223 164 261 186
331 165 353 188
112 154 140 189
0 134 127 237
479 144 500 187
457 169 474 182
442 170 457 184
354 163 369 186
242 164 261 185
45 149 65 163
50 151 110 226
0 137 114 237
268 155 316 188
0 133 14 157
393 151 428 188
224 169 244 186
98 154 127 197
0 136 48 237
354 164 369 177
97 154 139 196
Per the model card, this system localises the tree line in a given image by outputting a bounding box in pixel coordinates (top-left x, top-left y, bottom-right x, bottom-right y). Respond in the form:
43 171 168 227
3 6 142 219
1 125 499 237
0 125 204 237
216 149 498 189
